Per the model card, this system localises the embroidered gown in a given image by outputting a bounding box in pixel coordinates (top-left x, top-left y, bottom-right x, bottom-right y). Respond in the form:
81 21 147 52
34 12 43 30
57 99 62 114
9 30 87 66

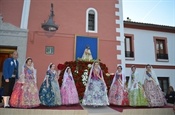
109 72 129 105
61 67 79 105
143 71 166 107
10 65 40 108
39 70 61 106
82 66 109 106
128 72 148 106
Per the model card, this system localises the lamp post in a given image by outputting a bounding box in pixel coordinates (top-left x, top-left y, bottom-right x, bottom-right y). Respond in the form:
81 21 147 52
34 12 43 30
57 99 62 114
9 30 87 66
41 3 58 32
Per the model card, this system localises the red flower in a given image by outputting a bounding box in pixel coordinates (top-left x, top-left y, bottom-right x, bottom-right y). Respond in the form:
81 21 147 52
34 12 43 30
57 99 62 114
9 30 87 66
57 63 65 70
58 60 112 100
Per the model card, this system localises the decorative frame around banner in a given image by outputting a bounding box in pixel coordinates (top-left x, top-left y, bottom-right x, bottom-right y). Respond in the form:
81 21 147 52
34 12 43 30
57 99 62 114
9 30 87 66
75 35 98 60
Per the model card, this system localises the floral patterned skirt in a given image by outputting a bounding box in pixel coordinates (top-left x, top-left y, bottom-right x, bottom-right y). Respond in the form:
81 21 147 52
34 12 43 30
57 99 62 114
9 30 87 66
109 81 129 105
10 81 40 108
82 79 109 106
39 80 61 106
61 80 79 105
143 79 166 107
128 82 148 106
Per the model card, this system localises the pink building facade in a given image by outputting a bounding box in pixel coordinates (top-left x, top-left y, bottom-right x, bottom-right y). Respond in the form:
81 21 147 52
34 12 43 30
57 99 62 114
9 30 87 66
0 0 124 87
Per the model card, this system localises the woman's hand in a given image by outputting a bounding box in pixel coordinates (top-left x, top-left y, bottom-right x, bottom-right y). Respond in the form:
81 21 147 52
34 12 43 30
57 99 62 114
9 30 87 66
5 79 9 82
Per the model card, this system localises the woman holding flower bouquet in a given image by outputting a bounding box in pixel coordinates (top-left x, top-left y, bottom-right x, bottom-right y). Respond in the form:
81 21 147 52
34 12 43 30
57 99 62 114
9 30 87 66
61 67 79 105
82 61 109 106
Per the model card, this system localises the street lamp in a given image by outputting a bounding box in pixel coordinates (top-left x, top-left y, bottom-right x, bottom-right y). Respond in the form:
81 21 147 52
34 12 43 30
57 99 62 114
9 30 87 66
41 3 58 32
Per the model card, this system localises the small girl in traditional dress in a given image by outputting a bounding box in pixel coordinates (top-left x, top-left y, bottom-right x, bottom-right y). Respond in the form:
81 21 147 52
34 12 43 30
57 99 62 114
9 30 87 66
61 67 79 105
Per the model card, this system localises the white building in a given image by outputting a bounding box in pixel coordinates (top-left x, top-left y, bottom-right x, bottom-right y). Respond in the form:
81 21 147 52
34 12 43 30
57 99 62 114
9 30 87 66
124 20 175 93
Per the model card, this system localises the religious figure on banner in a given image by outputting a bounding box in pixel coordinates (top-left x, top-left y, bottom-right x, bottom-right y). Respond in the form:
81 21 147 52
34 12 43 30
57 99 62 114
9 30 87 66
81 46 93 61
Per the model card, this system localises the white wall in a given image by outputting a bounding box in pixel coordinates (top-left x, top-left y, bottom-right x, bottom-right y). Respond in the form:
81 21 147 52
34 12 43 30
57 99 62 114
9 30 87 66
115 0 126 70
124 28 175 65
124 27 175 89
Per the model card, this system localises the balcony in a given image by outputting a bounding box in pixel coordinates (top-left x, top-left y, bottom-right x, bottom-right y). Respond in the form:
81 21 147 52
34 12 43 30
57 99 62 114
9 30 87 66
125 51 134 58
157 53 168 60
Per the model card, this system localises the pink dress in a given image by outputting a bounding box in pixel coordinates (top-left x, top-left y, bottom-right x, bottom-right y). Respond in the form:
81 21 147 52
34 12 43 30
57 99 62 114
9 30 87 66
10 65 40 108
61 75 79 105
143 71 166 107
109 73 129 105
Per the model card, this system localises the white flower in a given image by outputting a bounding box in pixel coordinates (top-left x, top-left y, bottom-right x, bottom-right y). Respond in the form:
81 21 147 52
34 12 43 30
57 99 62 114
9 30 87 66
74 70 78 73
84 75 88 79
83 82 87 86
106 73 110 76
87 64 92 68
84 72 88 76
82 69 89 86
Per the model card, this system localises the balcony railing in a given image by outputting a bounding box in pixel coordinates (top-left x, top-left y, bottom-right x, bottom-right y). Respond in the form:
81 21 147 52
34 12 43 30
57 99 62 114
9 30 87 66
157 53 168 60
125 51 134 58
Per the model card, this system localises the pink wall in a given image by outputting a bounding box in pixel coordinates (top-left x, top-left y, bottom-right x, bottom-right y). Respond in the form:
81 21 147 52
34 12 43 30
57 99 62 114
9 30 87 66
0 0 23 27
27 0 121 87
1 0 121 87
27 32 75 86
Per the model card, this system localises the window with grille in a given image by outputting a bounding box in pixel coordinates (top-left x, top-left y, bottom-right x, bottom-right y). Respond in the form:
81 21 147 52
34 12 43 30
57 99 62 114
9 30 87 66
88 13 95 31
154 37 168 61
124 34 134 58
86 8 98 33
